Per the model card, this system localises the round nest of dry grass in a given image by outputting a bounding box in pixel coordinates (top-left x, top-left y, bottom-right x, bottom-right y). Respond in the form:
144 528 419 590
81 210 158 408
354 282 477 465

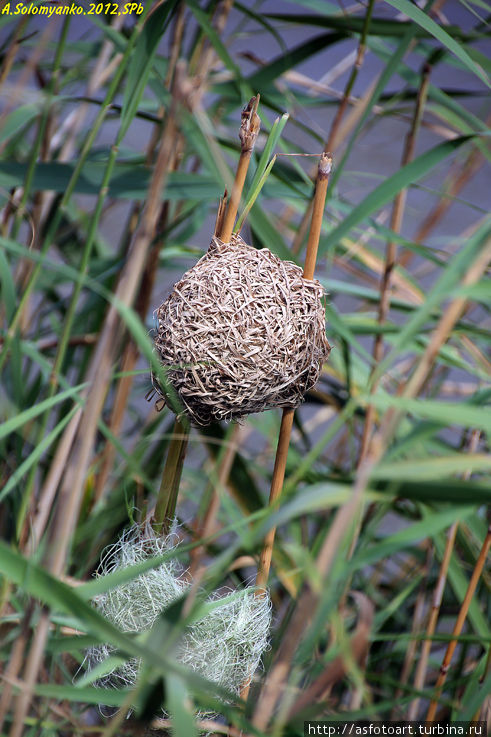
153 235 330 426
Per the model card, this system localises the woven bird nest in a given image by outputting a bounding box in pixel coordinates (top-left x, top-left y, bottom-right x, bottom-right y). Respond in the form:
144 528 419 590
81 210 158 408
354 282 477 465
153 234 330 426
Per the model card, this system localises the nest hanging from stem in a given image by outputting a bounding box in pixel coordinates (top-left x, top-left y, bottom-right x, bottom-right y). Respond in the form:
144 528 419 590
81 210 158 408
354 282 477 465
153 234 330 426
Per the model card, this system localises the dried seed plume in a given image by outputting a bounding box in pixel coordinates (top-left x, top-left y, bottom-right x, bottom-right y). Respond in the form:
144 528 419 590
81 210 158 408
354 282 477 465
85 524 271 703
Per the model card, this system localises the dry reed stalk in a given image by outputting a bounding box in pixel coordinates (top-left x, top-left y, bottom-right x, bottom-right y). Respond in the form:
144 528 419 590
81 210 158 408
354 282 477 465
364 235 491 468
337 229 423 304
288 592 374 718
8 63 186 736
407 430 481 719
358 62 430 464
0 18 28 90
254 407 295 593
426 526 491 720
400 110 491 268
218 96 260 242
0 16 56 129
390 546 432 717
237 153 332 710
371 236 491 471
255 152 332 595
190 0 233 82
394 239 491 404
214 189 228 237
8 611 51 737
408 523 458 717
290 0 373 256
19 15 139 546
93 5 232 505
346 64 431 591
92 6 187 506
0 604 33 732
93 200 171 504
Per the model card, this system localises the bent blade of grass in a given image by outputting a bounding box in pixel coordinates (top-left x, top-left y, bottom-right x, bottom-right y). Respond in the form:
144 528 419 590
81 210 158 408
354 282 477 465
384 0 490 87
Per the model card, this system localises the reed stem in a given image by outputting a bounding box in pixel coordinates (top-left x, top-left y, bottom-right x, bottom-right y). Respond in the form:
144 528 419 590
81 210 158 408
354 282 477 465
218 95 260 242
426 525 491 720
255 152 332 594
154 101 260 536
152 420 190 535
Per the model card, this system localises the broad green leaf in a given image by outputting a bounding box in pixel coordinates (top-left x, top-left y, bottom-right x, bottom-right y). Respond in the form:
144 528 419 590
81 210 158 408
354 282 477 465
34 683 127 706
373 454 491 481
167 675 200 737
266 13 482 40
0 384 86 441
359 394 491 435
0 162 224 201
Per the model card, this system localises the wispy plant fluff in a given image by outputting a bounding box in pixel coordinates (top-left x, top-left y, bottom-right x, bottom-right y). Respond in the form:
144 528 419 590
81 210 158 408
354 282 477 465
85 524 271 701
